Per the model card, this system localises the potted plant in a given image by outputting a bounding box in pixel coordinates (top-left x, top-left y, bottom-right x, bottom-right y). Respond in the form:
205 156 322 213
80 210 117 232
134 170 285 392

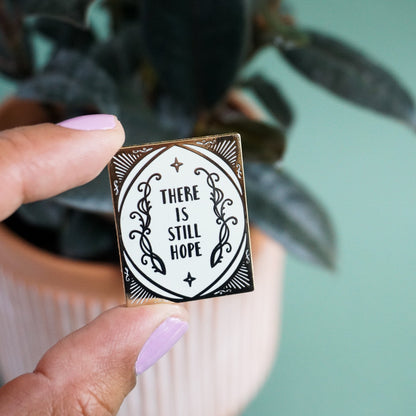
0 1 414 415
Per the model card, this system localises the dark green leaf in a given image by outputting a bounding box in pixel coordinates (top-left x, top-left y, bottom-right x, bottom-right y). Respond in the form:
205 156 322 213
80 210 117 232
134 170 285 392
17 50 118 114
211 119 286 163
33 17 94 51
55 169 113 214
155 94 195 138
91 24 142 81
103 0 141 29
142 0 248 111
17 199 67 228
19 0 94 25
280 30 416 127
240 74 294 128
245 162 336 269
119 96 188 145
118 79 195 141
59 211 116 260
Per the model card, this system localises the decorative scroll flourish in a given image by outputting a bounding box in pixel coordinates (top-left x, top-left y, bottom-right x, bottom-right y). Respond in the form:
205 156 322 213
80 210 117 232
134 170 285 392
236 163 243 179
129 173 166 275
245 248 251 264
214 289 232 296
132 147 153 155
113 180 120 196
124 266 131 282
196 139 216 147
195 168 238 267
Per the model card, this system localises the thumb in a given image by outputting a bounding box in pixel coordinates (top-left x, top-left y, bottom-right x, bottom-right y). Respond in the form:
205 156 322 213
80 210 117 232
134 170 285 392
0 114 125 221
0 304 189 416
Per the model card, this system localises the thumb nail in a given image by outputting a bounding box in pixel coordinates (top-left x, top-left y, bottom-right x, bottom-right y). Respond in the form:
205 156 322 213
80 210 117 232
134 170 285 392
135 317 188 375
57 114 117 131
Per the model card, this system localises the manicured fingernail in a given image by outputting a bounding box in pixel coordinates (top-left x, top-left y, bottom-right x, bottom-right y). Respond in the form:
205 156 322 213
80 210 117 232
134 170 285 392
57 114 116 131
135 317 188 375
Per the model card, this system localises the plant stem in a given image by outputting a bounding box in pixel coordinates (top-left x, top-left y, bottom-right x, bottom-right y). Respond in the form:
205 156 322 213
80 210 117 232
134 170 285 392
104 0 121 32
0 0 33 79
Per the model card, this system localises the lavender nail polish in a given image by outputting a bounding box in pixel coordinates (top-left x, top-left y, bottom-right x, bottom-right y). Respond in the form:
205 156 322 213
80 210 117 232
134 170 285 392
135 317 188 375
57 114 116 131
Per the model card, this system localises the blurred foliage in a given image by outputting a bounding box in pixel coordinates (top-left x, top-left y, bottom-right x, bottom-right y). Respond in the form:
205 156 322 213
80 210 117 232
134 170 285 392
1 0 415 267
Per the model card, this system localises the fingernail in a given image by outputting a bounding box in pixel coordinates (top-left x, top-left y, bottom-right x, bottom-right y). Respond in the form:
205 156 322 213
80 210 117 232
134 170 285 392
57 114 116 131
135 317 188 375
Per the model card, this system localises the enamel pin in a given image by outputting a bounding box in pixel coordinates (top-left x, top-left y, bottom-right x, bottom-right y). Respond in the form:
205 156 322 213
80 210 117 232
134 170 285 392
109 133 253 305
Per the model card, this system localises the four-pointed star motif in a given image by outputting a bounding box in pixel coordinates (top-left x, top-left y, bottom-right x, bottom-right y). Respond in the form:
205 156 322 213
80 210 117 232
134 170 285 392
170 157 183 172
183 272 196 287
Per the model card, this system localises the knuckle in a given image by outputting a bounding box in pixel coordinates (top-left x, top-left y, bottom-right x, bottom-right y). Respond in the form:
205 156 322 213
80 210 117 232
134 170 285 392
0 127 35 180
72 387 115 416
33 368 115 416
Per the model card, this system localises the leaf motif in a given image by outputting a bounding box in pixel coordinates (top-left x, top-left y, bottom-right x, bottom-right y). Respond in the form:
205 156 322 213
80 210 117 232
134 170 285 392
245 162 336 269
17 49 118 114
142 0 248 111
280 30 416 127
20 0 95 26
210 243 223 267
239 74 294 128
150 253 166 275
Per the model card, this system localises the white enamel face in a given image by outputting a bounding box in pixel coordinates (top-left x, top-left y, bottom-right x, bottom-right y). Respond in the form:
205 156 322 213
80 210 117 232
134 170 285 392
118 144 247 301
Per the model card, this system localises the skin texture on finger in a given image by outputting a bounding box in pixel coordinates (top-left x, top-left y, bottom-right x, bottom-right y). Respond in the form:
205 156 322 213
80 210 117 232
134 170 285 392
0 119 125 221
0 304 188 416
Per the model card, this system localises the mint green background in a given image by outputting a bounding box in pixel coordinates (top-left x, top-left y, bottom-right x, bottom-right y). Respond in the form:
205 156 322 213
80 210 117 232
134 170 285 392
244 1 416 415
1 1 415 415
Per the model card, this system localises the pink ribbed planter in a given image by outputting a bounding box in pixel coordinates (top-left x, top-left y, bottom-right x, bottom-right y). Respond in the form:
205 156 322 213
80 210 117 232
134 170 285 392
0 224 284 415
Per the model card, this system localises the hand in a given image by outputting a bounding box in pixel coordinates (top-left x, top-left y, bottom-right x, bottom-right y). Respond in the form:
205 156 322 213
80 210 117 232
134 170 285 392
0 114 189 415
